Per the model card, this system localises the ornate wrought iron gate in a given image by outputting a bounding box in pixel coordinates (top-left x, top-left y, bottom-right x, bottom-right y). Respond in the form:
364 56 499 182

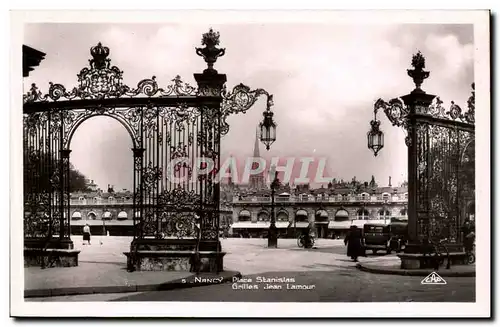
23 29 274 250
413 92 475 243
373 52 475 245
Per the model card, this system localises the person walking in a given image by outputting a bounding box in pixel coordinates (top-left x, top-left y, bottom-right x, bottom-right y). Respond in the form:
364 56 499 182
344 225 364 262
463 220 475 253
83 224 91 245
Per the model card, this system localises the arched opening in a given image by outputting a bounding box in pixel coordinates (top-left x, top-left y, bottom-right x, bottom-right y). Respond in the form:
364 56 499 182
71 211 82 220
329 209 351 239
102 211 112 220
315 209 329 239
316 209 328 220
238 210 251 222
257 211 269 222
295 209 308 222
69 115 134 236
335 209 350 222
276 211 289 222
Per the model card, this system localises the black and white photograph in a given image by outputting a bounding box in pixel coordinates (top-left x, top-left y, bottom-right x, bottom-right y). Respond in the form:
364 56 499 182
10 9 490 318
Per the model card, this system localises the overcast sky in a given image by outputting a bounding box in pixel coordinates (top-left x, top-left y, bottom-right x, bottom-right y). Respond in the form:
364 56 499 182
23 23 474 191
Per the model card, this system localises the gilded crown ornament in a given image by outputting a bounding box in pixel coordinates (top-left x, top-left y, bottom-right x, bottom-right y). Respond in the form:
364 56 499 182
196 28 226 73
90 42 110 70
407 51 430 91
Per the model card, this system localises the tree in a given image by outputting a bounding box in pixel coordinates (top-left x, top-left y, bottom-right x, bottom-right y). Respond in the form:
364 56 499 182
69 163 91 193
24 146 90 195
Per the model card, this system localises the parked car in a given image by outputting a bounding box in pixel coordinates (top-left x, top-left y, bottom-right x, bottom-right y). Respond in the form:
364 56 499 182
363 222 408 254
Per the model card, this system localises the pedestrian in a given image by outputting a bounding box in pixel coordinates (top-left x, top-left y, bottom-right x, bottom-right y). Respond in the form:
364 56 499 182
463 220 475 253
83 223 91 245
344 225 364 262
300 224 313 248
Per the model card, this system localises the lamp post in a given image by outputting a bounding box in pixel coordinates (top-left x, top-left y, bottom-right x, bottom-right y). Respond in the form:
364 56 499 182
367 108 384 156
368 51 435 245
268 171 279 248
259 96 277 150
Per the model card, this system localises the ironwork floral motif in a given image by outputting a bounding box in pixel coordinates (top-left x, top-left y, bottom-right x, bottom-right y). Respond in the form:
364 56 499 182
141 162 162 192
161 104 201 132
24 191 51 238
157 186 201 212
160 212 198 239
414 123 473 243
23 43 198 104
220 84 273 135
375 85 474 131
59 107 142 148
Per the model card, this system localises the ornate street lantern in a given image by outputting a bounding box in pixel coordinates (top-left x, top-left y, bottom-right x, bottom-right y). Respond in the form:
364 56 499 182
367 114 384 156
259 96 277 150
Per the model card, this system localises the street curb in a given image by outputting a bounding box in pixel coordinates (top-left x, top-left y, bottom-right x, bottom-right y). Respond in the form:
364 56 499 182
356 263 475 277
24 271 242 298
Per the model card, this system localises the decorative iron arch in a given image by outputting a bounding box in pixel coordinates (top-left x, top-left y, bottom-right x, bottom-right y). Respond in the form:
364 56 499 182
65 112 139 150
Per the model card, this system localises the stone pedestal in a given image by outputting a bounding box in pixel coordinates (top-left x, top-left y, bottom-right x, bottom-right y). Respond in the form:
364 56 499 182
398 242 468 269
24 248 80 267
124 238 225 273
24 238 79 268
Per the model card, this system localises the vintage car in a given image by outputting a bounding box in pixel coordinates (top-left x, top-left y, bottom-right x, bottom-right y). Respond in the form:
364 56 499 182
363 222 408 254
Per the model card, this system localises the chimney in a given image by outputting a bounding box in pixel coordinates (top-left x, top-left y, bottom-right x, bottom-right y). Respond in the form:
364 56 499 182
389 176 392 187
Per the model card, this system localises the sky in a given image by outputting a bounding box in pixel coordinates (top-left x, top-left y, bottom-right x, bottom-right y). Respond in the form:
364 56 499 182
23 23 474 191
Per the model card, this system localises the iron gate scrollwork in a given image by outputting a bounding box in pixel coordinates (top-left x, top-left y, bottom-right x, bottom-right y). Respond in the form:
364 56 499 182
23 29 274 246
414 88 475 243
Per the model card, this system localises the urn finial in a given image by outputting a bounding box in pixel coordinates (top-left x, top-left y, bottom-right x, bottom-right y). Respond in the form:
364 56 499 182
196 28 226 74
407 50 430 91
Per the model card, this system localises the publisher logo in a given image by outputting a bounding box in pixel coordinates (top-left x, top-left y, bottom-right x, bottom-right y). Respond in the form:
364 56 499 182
421 272 447 285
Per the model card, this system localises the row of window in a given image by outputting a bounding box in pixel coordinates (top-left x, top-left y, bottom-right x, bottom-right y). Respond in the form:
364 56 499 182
74 197 131 204
238 208 408 221
295 193 404 200
71 211 130 220
237 193 408 203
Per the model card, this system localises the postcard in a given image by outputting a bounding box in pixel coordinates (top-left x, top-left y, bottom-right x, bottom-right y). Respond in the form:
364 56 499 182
10 9 490 318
